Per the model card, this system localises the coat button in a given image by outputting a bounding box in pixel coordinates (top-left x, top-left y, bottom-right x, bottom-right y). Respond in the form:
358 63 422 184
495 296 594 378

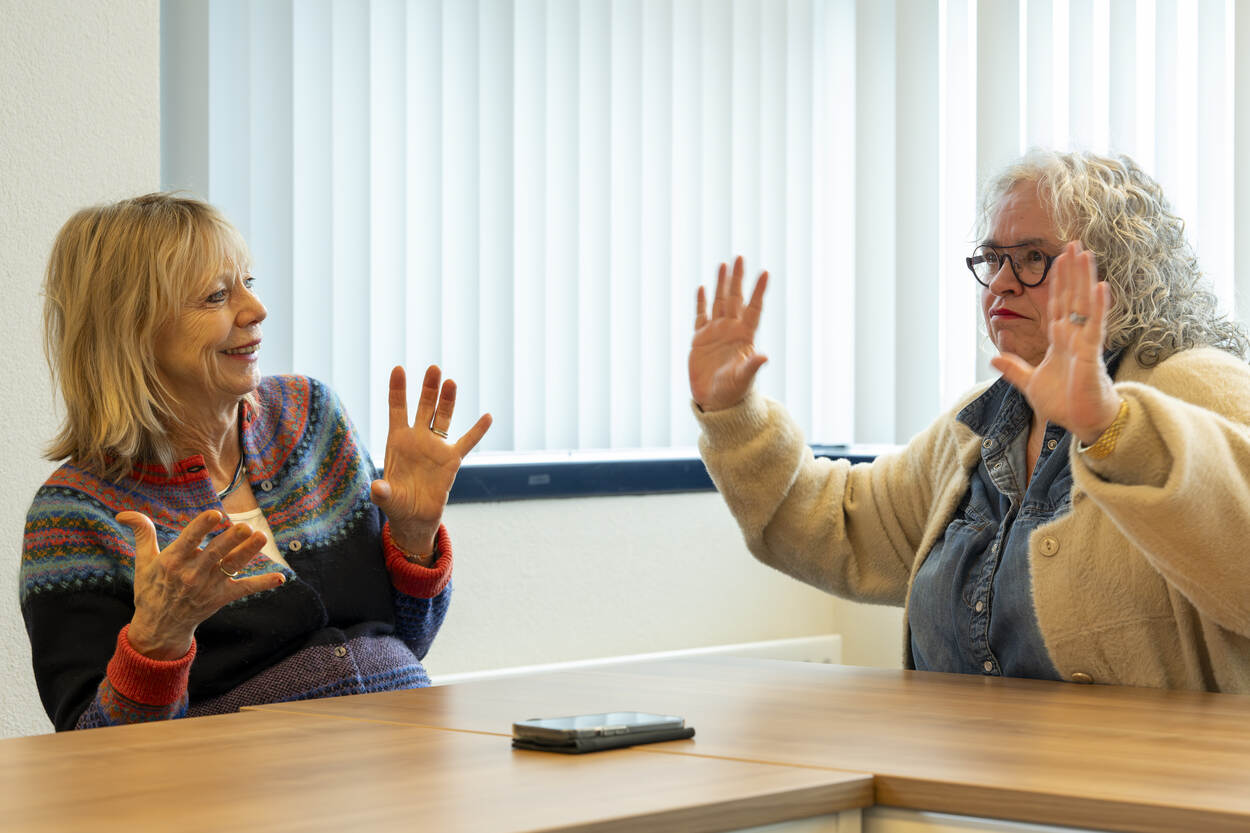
1039 536 1060 557
333 646 347 658
288 540 303 552
1071 672 1094 684
260 480 274 492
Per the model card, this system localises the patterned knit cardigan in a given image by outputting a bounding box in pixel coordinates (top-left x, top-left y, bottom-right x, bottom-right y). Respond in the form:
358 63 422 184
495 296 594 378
21 375 453 731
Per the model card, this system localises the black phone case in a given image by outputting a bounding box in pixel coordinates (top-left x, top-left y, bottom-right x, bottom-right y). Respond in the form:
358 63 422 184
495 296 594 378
511 726 695 754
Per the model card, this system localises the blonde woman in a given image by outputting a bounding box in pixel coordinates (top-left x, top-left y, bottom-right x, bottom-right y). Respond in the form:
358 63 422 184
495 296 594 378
22 193 491 730
690 150 1250 691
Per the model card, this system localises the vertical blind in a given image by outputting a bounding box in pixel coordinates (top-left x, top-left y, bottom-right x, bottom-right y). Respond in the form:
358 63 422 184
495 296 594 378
162 0 1250 456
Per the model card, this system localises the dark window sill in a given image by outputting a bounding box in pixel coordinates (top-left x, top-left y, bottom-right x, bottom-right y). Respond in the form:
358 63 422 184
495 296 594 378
448 445 889 503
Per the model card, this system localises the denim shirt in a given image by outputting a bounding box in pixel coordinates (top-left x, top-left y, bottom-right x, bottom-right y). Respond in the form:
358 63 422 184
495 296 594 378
908 351 1123 680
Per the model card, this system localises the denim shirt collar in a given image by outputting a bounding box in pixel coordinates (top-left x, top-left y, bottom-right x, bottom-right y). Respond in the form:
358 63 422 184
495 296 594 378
955 347 1126 440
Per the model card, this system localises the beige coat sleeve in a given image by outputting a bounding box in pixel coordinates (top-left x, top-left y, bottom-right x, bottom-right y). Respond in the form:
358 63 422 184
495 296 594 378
1073 347 1250 636
695 388 977 606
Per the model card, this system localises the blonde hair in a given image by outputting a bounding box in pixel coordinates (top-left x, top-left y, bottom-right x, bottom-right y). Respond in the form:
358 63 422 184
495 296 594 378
978 149 1249 365
43 193 251 479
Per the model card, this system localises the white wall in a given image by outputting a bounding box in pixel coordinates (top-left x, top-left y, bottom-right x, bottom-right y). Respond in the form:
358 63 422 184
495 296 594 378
0 0 161 738
0 1 886 739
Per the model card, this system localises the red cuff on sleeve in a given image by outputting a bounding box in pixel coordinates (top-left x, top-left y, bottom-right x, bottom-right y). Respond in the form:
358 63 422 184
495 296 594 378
383 522 453 598
107 624 196 706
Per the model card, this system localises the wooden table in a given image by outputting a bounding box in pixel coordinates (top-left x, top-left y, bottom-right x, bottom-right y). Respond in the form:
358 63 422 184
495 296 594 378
248 656 1250 833
0 707 870 833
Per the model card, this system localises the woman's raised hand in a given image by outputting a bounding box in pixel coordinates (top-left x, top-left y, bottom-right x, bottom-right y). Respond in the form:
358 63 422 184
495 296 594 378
689 256 770 411
990 241 1121 445
370 365 492 560
119 509 285 661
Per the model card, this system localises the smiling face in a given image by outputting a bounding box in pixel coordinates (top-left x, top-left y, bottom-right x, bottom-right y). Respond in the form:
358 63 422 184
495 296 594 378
154 264 267 420
980 182 1064 367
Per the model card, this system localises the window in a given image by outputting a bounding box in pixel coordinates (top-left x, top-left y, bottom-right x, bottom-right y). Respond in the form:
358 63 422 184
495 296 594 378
163 0 1248 491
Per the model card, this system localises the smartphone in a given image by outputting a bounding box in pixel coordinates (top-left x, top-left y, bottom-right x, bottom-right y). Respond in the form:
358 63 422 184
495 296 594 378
513 711 685 742
511 712 693 753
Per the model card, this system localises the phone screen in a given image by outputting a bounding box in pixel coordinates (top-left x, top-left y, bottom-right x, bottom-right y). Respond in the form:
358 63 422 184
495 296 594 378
522 712 682 731
513 711 685 740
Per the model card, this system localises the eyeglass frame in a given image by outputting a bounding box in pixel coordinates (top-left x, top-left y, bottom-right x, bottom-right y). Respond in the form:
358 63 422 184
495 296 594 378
966 243 1057 288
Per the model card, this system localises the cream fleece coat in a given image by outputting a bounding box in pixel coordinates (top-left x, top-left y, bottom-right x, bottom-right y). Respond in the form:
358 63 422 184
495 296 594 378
696 346 1250 691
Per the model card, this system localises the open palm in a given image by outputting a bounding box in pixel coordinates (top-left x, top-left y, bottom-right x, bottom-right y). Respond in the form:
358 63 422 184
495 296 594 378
371 365 492 556
991 241 1121 445
689 256 770 411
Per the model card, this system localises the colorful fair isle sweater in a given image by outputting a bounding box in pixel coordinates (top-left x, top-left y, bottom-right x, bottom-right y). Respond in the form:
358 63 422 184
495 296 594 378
21 375 453 731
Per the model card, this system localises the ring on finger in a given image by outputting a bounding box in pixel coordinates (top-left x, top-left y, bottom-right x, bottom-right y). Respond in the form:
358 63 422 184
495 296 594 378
430 426 449 439
218 559 241 579
1068 312 1089 326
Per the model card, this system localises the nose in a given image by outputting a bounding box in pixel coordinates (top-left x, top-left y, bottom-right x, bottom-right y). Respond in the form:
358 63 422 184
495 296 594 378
235 283 267 327
985 255 1020 295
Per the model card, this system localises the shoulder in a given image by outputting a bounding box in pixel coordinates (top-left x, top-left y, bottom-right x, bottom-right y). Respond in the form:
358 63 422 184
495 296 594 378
1118 347 1250 415
23 464 133 604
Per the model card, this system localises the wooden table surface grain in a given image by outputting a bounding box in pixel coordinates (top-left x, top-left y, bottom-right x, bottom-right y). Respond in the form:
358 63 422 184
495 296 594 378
0 707 871 833
248 656 1250 833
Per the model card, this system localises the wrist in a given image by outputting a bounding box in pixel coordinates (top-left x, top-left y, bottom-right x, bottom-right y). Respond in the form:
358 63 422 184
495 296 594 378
1076 395 1125 447
1076 398 1130 459
127 616 193 662
390 523 439 561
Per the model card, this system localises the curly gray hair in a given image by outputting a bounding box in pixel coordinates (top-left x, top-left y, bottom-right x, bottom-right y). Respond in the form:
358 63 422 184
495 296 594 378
977 150 1248 365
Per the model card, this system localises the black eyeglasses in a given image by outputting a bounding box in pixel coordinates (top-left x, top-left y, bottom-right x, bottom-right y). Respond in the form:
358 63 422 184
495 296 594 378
966 244 1057 288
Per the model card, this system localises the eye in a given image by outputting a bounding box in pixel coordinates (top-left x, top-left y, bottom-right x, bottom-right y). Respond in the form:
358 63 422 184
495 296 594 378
981 249 1001 266
1022 248 1047 269
242 274 257 290
206 288 228 304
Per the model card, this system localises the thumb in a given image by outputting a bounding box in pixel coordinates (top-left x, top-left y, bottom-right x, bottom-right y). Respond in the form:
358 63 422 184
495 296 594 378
734 353 769 388
370 479 392 510
116 511 159 560
990 353 1034 391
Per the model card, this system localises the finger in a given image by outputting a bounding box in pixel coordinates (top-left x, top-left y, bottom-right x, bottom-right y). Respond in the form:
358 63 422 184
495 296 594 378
164 510 224 561
1074 247 1096 334
223 571 287 602
741 271 769 331
415 364 442 426
727 256 745 317
990 352 1036 391
711 262 727 318
214 528 269 575
1050 242 1076 326
387 365 409 434
116 511 161 561
431 378 457 434
455 412 493 457
695 286 708 329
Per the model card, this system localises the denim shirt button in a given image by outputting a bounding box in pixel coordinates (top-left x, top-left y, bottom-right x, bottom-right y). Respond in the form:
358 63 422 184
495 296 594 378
975 600 984 613
982 660 994 673
982 438 994 449
1046 438 1058 450
1039 536 1060 557
1071 672 1094 684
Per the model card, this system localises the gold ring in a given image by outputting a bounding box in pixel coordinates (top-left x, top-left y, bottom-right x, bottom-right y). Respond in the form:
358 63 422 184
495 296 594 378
218 559 241 578
430 427 449 439
1068 312 1089 326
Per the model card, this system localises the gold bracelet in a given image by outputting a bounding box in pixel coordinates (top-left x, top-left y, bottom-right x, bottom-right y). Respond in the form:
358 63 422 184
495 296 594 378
1077 399 1129 460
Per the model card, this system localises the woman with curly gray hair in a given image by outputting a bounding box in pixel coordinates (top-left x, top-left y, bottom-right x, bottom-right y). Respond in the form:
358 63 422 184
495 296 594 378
689 150 1250 692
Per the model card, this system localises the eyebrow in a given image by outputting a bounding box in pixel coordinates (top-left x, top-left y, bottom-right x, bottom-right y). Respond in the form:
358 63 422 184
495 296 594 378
981 237 1055 250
